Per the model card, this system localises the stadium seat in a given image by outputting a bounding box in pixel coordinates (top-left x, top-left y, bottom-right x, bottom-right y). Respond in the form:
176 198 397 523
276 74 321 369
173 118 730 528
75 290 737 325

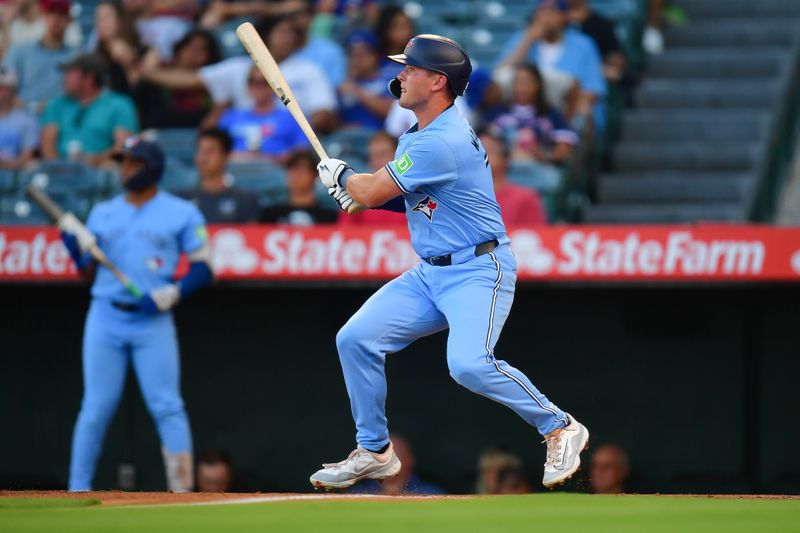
0 188 90 224
323 129 375 162
212 17 249 59
19 161 105 200
159 157 198 192
508 161 563 194
0 169 16 195
148 128 197 166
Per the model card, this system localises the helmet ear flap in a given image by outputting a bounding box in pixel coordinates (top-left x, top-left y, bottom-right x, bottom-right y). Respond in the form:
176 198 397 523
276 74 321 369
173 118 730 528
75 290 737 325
388 77 402 99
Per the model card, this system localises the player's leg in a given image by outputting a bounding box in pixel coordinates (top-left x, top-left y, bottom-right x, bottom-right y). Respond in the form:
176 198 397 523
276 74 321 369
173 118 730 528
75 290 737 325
310 266 448 489
69 308 129 491
130 315 193 492
435 246 588 487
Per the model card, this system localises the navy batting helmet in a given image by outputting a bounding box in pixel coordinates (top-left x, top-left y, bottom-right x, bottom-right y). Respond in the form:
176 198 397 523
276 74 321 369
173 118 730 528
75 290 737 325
387 34 472 100
114 136 165 191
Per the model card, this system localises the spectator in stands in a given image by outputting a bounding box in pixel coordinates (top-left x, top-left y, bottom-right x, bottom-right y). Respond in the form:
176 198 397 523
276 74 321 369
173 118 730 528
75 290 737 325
40 53 139 165
133 0 200 61
338 30 392 131
260 150 337 225
314 0 379 25
375 5 414 80
349 434 446 495
177 128 259 223
0 0 82 61
290 4 346 88
643 0 665 55
90 0 143 95
337 131 405 226
0 66 38 168
567 0 626 84
134 29 220 129
196 449 233 492
2 0 78 110
198 0 304 31
476 448 531 494
464 68 504 127
497 0 607 132
479 129 547 225
139 15 339 134
218 65 308 162
590 444 630 494
492 64 578 166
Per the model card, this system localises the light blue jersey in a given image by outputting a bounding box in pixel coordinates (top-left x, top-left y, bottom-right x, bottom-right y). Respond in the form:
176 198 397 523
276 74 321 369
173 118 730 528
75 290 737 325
385 105 507 259
87 191 208 304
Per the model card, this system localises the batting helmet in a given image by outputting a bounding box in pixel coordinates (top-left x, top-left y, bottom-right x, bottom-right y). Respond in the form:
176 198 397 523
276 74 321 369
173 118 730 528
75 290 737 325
387 34 472 100
114 136 165 191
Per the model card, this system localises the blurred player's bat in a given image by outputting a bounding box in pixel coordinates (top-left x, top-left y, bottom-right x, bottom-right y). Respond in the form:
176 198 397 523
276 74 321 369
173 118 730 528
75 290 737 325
235 21 364 214
26 185 143 297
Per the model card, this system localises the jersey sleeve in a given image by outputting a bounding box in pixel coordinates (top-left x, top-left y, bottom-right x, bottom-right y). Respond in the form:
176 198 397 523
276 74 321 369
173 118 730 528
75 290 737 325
179 204 209 254
384 134 457 194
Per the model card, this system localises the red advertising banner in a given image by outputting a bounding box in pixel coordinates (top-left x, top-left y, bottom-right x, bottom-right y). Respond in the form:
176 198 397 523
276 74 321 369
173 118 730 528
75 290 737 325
1 225 800 282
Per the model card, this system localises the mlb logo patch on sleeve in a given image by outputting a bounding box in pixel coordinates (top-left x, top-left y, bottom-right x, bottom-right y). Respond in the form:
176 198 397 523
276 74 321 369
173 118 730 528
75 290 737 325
394 153 414 175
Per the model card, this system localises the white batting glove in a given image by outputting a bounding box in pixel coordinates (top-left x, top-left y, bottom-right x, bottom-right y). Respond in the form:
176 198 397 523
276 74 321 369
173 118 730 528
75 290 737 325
150 284 181 312
57 212 96 252
317 158 354 189
328 186 355 213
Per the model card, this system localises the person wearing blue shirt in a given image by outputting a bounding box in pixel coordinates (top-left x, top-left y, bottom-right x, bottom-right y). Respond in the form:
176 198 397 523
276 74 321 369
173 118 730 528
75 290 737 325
312 34 589 491
496 0 607 132
218 66 309 162
59 136 213 492
290 5 347 87
338 30 394 131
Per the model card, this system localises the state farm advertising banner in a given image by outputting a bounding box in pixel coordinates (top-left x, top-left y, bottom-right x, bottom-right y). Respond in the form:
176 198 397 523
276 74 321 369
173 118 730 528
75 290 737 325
1 225 800 282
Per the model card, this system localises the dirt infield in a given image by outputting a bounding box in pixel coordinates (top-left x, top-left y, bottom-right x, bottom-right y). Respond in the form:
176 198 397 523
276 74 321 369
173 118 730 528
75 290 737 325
0 490 466 506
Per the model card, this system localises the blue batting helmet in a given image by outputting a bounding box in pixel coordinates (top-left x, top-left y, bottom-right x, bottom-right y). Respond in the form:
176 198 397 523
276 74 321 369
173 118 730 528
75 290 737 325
387 34 472 99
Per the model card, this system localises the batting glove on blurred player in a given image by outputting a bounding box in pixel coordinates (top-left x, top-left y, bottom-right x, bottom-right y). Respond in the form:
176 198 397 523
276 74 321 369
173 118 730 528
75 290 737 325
317 158 354 189
138 284 180 314
58 212 96 252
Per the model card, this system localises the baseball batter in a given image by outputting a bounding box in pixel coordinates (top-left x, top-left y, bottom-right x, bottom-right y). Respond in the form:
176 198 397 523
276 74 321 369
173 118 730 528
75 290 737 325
313 35 589 490
59 137 213 492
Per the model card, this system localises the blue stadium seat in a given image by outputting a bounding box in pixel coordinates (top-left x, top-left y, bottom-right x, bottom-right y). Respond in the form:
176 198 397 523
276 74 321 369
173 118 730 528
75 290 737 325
150 128 197 166
323 129 375 162
507 161 563 194
159 157 198 192
212 17 249 59
228 161 288 206
0 169 16 194
19 161 105 199
1 188 90 224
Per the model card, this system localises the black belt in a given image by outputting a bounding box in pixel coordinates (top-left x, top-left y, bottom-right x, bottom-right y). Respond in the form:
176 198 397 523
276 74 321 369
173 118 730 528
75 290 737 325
422 239 499 266
112 301 139 312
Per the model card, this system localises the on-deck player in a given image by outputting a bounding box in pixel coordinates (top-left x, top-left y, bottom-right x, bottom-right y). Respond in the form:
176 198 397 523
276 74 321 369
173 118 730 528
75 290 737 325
59 137 213 491
313 34 589 490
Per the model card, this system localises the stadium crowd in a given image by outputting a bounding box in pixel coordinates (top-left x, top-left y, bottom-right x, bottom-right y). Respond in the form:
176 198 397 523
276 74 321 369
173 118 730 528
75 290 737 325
0 0 657 226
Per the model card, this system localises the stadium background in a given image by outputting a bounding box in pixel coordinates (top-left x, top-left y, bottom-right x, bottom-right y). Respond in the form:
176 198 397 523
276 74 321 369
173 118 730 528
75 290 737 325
1 0 799 497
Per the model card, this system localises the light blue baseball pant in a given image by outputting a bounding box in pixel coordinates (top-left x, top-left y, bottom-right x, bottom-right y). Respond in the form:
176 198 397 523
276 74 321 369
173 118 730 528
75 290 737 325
336 244 568 451
68 301 192 491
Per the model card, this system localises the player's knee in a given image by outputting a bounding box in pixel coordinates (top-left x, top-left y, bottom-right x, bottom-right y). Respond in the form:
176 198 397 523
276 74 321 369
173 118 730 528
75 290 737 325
336 320 367 355
447 358 486 391
147 396 185 420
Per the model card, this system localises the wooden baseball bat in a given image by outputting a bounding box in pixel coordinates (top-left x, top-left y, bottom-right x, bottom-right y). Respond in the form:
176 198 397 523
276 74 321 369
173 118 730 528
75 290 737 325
235 21 364 214
26 185 143 297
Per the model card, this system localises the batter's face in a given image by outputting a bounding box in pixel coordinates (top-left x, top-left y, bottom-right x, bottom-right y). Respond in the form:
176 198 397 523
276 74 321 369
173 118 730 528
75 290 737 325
396 65 446 110
120 155 146 183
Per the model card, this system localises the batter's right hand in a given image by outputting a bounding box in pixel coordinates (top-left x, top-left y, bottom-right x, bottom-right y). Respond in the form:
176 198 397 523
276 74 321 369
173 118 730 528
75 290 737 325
57 212 96 252
317 158 354 189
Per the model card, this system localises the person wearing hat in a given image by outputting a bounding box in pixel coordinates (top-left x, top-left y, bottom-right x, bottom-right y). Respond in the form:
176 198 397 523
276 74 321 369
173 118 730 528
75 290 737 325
40 52 138 165
1 0 78 108
60 134 213 492
0 0 82 59
496 0 607 132
0 66 38 169
338 30 393 130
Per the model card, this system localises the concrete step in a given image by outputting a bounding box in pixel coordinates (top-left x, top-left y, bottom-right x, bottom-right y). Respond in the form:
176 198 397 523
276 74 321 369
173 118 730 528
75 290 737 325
646 48 787 79
613 142 760 171
621 110 769 142
582 203 746 224
665 19 800 48
636 79 778 108
597 173 754 203
674 0 800 18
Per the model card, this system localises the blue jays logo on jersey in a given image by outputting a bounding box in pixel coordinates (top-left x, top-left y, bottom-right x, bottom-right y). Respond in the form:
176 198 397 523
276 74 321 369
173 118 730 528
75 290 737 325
146 256 165 271
412 196 438 221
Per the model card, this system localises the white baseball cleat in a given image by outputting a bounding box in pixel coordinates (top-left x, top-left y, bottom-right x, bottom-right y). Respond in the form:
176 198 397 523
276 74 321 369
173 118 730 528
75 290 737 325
310 443 402 490
542 413 590 488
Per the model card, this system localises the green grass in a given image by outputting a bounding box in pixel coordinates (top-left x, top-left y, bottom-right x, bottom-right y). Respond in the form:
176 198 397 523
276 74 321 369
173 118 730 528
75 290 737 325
1 494 799 533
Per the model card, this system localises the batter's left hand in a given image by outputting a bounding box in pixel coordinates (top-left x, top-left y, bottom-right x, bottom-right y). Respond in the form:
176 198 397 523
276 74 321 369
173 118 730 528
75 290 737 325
317 158 354 189
138 284 180 314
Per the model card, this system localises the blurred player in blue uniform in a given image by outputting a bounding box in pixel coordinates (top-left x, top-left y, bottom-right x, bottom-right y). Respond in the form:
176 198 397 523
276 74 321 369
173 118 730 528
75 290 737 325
313 35 589 490
59 137 213 491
